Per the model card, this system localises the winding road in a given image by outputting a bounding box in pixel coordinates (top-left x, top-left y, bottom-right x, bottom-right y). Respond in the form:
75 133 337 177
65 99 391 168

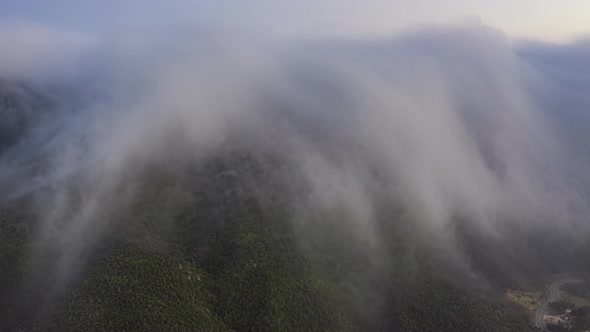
534 278 583 331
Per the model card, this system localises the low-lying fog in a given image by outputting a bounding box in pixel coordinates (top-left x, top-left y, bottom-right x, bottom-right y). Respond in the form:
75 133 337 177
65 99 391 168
1 15 590 291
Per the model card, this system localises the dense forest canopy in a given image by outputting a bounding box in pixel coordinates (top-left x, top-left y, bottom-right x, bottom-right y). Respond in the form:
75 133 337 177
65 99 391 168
1 3 590 331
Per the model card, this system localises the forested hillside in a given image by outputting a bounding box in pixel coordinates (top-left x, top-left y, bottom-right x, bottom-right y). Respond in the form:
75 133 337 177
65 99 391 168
1 17 590 331
0 138 534 331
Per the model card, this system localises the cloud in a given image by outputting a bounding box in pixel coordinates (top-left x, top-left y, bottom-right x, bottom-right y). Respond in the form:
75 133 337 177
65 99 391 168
0 19 94 80
1 18 590 293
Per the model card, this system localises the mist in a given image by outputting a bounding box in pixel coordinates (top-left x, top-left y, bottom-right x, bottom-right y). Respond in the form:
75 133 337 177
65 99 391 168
1 16 590 306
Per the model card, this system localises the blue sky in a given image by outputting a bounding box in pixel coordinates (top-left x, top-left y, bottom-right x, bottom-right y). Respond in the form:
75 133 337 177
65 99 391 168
1 0 589 42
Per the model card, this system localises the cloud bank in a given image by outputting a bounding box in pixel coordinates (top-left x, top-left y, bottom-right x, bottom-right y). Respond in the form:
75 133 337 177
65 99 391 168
0 18 589 293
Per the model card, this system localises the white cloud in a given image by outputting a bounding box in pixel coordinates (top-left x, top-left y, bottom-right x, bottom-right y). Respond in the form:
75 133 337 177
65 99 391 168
0 19 94 80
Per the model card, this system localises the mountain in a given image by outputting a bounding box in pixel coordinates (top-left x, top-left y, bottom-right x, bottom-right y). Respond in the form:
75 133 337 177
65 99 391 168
1 26 590 331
